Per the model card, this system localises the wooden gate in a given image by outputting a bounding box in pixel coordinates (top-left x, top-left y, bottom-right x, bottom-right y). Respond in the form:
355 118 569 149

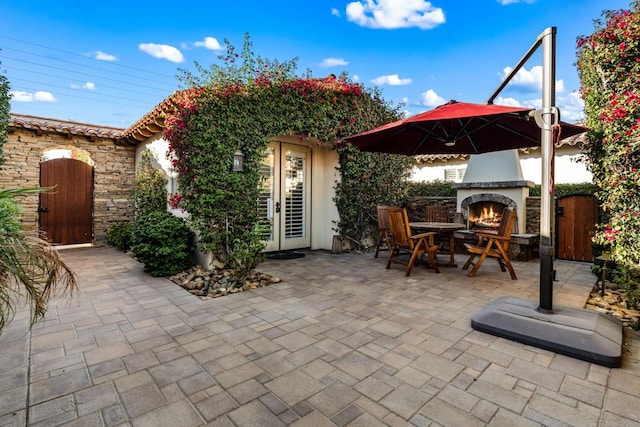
39 158 93 245
556 195 598 262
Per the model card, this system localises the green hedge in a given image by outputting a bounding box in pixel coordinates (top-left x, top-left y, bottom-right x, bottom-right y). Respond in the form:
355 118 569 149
406 180 456 197
529 182 596 198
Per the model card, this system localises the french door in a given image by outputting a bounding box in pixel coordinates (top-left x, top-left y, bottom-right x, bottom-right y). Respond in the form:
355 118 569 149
259 142 311 252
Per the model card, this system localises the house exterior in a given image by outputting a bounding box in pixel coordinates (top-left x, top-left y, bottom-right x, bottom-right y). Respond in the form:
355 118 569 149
121 92 342 255
3 88 361 256
411 133 592 185
3 105 589 256
4 114 135 245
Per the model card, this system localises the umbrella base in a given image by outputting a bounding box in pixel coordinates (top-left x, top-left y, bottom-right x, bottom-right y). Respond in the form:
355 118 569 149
471 296 622 368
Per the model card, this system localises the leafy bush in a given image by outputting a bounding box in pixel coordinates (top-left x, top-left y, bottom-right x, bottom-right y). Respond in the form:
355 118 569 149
613 264 640 310
577 4 640 292
131 211 194 277
106 222 132 252
167 34 410 260
334 143 411 250
406 180 456 197
134 150 167 217
528 182 596 197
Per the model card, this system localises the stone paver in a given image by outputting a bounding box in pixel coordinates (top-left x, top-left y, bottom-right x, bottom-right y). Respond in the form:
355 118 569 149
1 246 640 426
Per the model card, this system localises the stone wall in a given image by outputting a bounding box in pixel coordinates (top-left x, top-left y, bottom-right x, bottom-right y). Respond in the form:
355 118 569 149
405 197 458 222
525 197 541 233
1 127 136 244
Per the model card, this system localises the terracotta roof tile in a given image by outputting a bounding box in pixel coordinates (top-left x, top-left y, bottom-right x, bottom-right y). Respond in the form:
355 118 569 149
121 91 181 143
9 113 125 141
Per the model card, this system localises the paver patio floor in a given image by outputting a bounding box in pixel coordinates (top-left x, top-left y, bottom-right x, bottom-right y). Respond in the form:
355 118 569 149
1 246 639 426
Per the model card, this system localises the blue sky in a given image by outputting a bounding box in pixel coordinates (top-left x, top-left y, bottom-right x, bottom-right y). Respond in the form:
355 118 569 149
0 0 631 129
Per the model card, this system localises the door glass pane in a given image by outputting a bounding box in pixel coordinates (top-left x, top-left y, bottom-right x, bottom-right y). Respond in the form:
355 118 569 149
285 150 305 239
258 147 275 241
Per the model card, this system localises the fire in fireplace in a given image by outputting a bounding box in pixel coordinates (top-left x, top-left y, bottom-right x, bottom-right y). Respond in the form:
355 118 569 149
468 202 507 231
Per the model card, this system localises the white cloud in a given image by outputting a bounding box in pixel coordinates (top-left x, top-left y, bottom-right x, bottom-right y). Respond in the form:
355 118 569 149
138 43 184 63
498 0 536 4
352 74 360 82
331 7 341 17
71 82 96 90
35 91 56 102
494 91 584 123
320 57 348 67
346 0 445 29
421 89 445 107
501 65 564 93
10 90 56 102
493 96 522 107
94 51 117 61
558 91 585 123
371 74 412 86
194 36 223 51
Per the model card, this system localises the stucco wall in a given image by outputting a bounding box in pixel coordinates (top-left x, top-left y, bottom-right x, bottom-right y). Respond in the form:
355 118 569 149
2 127 136 243
412 147 593 184
137 133 341 253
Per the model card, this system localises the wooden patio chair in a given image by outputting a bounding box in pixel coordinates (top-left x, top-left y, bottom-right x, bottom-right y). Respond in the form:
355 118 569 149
386 207 440 276
374 205 392 258
425 205 450 223
425 205 451 254
462 207 518 280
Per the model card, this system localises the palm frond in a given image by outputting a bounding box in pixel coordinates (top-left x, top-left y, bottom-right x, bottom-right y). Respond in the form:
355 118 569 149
0 232 77 331
0 186 77 333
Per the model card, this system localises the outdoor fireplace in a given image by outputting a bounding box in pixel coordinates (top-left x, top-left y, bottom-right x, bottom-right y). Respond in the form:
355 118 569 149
468 201 507 231
459 192 517 231
452 150 533 233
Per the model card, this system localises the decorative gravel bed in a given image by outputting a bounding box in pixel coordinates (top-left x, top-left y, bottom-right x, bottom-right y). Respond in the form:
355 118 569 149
169 265 281 300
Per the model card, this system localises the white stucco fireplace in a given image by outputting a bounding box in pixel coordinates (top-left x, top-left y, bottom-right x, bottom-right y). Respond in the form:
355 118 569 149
452 150 534 233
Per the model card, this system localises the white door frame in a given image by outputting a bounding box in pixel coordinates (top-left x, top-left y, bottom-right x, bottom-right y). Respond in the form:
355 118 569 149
260 141 311 251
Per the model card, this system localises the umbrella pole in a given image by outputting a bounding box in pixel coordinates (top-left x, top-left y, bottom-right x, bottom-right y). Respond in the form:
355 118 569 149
471 27 621 368
537 27 556 313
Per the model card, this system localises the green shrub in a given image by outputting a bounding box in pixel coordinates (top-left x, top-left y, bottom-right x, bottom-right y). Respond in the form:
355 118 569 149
134 150 167 218
406 180 456 197
614 264 640 310
528 182 596 198
131 211 194 277
106 222 132 252
577 4 640 294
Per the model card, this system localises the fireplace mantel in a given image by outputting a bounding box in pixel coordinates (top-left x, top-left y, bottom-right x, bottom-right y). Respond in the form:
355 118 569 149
452 180 535 189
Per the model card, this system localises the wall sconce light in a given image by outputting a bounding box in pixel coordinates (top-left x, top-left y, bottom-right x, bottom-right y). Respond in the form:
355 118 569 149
232 150 245 172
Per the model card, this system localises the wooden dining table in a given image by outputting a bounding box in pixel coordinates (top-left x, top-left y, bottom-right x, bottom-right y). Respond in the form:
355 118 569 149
409 222 466 266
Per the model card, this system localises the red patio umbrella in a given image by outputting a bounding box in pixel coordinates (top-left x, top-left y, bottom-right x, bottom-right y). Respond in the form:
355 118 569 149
345 100 587 155
345 26 621 368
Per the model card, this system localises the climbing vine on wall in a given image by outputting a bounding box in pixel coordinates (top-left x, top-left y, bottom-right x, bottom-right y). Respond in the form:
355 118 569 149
165 35 411 276
576 2 640 301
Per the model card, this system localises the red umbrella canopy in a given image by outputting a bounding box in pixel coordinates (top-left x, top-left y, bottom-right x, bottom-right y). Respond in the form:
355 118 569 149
345 100 587 155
